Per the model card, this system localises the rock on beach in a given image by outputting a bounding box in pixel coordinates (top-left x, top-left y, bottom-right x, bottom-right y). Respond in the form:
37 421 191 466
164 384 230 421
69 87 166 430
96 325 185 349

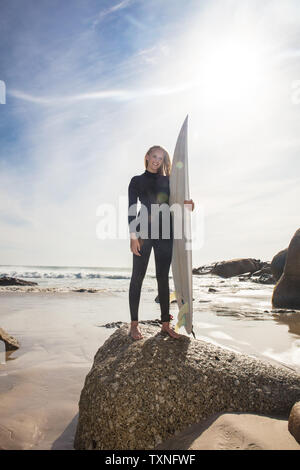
0 276 38 286
288 401 300 444
0 328 20 351
211 258 262 278
271 249 288 282
74 325 300 450
272 228 300 309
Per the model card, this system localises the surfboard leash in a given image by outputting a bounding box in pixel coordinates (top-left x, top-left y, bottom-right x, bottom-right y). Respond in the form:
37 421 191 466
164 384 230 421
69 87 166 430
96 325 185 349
191 326 196 339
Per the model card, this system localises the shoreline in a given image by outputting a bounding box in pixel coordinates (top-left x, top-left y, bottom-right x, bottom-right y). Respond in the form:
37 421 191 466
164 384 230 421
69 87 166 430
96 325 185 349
1 288 299 372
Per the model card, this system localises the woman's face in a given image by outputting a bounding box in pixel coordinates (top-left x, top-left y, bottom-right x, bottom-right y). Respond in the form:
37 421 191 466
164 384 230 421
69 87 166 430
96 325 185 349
146 148 164 172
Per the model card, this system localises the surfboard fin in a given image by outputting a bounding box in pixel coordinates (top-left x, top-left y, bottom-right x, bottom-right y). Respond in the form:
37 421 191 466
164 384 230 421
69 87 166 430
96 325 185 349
175 303 196 338
175 302 189 333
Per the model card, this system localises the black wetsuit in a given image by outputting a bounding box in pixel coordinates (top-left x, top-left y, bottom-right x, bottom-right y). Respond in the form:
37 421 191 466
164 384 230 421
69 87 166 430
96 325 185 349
128 169 173 322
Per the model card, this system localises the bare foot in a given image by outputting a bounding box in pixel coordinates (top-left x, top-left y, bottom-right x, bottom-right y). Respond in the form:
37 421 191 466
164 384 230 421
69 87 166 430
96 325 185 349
129 321 143 340
161 322 180 339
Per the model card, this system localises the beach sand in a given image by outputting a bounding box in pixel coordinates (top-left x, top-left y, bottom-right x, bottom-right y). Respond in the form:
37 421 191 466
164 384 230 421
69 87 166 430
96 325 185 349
0 290 299 450
0 291 118 450
157 413 300 450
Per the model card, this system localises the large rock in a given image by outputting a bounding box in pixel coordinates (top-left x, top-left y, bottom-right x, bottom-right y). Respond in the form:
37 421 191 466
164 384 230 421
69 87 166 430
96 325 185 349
0 328 20 351
251 264 272 276
192 263 216 275
211 259 262 278
74 325 300 450
272 229 300 309
271 249 288 282
251 273 276 285
238 263 275 284
0 276 38 286
288 402 300 444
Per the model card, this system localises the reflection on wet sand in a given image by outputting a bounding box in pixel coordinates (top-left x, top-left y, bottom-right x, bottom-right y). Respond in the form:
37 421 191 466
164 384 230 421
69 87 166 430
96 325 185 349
192 277 300 373
272 310 300 336
214 307 269 321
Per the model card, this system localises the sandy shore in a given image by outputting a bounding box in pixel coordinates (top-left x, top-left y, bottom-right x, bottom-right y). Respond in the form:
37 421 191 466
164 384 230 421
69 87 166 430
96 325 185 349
0 291 117 450
157 412 300 450
0 290 299 450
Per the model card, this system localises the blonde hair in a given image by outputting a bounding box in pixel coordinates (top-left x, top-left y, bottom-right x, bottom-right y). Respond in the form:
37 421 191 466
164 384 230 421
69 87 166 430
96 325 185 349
144 145 171 176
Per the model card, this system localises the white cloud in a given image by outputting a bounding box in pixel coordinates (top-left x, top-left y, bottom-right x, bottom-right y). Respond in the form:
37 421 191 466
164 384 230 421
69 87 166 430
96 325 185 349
92 0 136 26
9 82 192 106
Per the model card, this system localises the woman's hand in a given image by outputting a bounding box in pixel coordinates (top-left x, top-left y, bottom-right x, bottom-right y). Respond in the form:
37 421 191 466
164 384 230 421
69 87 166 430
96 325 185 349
130 234 141 256
184 199 195 211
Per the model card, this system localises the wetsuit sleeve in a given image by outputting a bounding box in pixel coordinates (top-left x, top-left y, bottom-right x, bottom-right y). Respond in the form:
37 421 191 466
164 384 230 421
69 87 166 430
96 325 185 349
128 177 139 234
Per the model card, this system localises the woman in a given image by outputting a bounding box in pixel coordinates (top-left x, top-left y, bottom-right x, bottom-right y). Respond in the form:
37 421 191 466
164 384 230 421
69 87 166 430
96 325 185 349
128 145 195 340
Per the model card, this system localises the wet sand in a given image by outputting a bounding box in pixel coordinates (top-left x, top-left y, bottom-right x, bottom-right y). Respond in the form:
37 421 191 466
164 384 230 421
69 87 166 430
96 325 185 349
193 278 300 373
157 413 300 450
0 291 121 450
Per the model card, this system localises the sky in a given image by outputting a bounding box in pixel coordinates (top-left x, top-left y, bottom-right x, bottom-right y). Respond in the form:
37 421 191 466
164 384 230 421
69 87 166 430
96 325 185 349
0 0 300 269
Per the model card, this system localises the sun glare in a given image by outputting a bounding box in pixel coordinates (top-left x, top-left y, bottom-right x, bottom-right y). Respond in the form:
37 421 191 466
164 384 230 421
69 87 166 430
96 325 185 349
197 37 266 109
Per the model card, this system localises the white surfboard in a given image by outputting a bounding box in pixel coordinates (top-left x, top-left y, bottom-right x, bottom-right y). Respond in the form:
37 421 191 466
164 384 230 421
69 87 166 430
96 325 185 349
169 115 194 336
